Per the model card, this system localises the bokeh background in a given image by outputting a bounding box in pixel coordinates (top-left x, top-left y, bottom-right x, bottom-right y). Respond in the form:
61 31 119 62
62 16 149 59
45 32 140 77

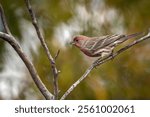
0 0 150 99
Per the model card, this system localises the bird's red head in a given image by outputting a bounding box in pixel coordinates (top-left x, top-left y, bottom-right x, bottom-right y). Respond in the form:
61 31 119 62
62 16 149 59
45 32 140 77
72 35 89 48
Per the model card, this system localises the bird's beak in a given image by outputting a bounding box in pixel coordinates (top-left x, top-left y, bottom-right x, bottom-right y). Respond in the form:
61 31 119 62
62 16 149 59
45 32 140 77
70 41 75 45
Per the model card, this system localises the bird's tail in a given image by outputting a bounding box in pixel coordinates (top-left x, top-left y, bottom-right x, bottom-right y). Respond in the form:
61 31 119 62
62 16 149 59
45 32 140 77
110 32 143 47
118 32 143 44
126 32 143 40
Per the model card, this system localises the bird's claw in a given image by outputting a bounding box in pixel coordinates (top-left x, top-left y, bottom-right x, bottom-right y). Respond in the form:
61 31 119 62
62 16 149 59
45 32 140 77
109 50 115 60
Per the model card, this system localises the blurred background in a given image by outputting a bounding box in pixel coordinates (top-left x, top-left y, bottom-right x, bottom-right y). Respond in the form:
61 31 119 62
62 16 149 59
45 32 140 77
0 0 150 99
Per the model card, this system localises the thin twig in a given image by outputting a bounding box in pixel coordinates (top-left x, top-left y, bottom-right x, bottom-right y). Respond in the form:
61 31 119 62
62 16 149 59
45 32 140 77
0 4 11 34
61 31 150 100
25 0 59 99
54 49 60 60
61 65 94 100
53 49 60 99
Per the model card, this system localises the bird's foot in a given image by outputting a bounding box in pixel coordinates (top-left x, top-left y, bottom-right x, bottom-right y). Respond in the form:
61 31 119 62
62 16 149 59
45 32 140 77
93 57 103 68
110 52 115 60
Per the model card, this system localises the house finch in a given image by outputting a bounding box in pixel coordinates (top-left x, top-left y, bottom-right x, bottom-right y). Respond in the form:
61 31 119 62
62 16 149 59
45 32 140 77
71 32 141 57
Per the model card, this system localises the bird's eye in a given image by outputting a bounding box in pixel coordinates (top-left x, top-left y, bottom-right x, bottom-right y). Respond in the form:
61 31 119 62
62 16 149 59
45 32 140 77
75 39 78 42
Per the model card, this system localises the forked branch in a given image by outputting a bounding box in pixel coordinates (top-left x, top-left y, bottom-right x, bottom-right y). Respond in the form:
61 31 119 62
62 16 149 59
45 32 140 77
0 4 54 100
24 0 59 99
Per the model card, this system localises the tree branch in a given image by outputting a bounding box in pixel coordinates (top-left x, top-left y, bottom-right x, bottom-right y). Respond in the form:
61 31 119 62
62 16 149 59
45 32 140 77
0 4 11 34
61 31 150 100
0 4 54 100
0 32 54 99
24 0 59 99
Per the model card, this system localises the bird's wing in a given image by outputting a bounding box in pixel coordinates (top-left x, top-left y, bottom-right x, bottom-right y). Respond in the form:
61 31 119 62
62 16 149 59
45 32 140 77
82 35 109 50
92 34 126 50
93 32 142 51
82 34 125 51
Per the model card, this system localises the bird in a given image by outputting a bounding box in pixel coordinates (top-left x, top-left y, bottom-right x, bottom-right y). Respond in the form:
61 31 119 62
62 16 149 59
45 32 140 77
71 32 141 57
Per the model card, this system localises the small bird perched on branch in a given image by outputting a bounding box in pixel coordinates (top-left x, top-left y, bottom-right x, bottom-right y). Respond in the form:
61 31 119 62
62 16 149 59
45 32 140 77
71 33 141 57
